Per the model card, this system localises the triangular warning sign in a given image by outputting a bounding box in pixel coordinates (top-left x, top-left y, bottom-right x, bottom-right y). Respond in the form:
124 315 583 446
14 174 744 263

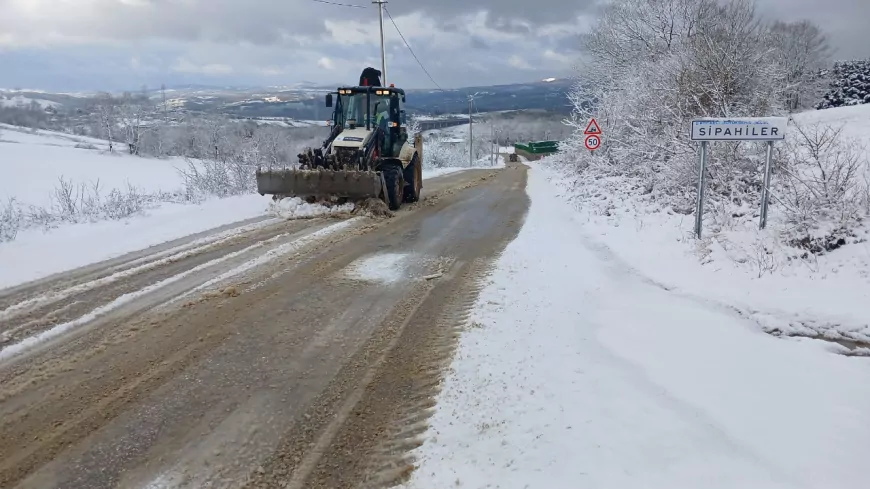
584 118 602 135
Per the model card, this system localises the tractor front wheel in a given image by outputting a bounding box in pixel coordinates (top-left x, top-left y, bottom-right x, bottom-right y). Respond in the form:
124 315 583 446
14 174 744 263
382 164 404 211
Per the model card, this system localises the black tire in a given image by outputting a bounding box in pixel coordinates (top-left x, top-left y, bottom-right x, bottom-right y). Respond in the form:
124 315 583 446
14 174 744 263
383 164 403 211
402 154 422 203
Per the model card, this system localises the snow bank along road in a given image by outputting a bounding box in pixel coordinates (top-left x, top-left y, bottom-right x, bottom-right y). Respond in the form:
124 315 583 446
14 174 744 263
0 165 529 489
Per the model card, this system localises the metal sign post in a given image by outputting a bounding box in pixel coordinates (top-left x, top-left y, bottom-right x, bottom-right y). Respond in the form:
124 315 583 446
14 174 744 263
690 117 788 238
759 141 775 230
694 141 709 238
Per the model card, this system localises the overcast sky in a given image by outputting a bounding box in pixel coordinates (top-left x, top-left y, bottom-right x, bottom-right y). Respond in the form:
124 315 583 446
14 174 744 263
0 0 867 92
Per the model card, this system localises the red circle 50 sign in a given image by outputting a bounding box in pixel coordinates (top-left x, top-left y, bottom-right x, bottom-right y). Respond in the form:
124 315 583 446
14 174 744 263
585 134 601 151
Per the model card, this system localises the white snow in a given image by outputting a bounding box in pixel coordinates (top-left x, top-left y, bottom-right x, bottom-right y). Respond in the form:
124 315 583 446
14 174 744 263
0 95 60 109
0 124 111 150
0 195 271 289
269 197 355 219
0 125 184 208
792 103 870 141
403 166 870 489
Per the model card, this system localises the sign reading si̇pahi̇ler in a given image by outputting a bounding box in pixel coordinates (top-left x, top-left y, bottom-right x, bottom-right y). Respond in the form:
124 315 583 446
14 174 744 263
691 117 788 141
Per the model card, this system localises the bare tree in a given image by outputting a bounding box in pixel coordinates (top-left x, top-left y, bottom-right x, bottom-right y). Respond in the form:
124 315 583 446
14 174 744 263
94 92 117 152
778 121 866 234
768 20 832 111
117 90 152 155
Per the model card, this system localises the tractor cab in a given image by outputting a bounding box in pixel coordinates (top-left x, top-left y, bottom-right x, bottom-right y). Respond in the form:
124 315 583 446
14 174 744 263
326 86 407 158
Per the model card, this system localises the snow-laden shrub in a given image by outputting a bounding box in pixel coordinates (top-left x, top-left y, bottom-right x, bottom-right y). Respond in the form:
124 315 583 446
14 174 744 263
0 178 179 243
428 134 495 168
817 60 870 109
0 198 22 242
179 157 257 199
775 121 868 251
42 177 162 225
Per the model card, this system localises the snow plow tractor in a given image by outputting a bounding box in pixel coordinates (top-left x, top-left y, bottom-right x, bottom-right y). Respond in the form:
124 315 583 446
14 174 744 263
256 68 423 211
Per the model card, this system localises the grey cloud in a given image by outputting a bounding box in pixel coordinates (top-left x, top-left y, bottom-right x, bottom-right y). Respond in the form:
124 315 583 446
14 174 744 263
11 0 867 92
385 0 600 26
753 0 870 59
470 36 491 50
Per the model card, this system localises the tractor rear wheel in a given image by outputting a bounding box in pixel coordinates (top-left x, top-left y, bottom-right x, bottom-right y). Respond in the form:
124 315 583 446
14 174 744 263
402 154 422 203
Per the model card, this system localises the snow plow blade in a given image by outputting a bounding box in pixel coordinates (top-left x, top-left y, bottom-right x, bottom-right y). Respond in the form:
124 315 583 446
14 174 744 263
256 169 385 201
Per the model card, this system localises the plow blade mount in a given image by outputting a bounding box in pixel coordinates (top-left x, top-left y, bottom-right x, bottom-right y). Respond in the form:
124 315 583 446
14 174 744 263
256 169 384 201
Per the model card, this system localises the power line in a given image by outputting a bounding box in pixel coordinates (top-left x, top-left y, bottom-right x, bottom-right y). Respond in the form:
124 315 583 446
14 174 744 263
311 0 367 8
383 6 443 91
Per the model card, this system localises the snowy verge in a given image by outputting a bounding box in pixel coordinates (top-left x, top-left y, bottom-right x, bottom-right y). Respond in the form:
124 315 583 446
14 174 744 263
536 157 870 345
0 194 272 290
402 165 870 489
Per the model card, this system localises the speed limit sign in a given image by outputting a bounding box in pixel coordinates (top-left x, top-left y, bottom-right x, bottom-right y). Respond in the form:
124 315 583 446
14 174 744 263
585 134 601 151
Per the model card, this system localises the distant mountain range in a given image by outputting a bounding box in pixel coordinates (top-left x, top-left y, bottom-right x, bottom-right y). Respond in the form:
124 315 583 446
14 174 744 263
1 78 576 119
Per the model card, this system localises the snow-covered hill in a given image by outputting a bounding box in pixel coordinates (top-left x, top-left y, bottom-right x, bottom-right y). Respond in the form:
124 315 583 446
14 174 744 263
0 124 182 207
0 94 61 109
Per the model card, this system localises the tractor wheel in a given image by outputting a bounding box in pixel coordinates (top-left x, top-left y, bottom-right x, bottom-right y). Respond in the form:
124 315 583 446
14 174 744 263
383 164 403 211
402 154 422 203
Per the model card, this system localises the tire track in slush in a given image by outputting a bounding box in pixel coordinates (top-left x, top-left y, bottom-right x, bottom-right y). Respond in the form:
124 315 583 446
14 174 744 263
0 219 350 363
0 217 282 316
246 164 530 489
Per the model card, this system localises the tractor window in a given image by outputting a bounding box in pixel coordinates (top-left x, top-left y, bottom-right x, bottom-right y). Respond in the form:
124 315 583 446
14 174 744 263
340 93 368 128
371 95 391 130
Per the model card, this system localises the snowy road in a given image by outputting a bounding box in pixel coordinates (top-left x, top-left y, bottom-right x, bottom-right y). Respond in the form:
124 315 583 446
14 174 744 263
401 165 870 489
3 157 868 489
0 165 528 488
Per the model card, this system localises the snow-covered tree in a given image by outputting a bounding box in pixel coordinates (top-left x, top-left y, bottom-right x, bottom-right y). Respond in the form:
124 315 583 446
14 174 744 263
767 20 831 111
564 0 833 206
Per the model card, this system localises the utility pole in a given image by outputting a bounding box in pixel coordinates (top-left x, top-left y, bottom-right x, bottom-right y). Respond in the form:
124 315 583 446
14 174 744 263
491 122 495 166
373 0 388 86
160 83 167 121
468 96 474 167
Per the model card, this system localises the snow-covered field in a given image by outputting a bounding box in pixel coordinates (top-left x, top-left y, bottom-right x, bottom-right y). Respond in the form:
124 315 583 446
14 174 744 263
403 165 870 489
0 94 61 109
0 124 185 207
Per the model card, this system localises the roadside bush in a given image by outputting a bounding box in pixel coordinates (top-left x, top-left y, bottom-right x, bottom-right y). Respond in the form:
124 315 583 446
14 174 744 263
776 121 868 250
0 198 22 242
0 178 181 243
